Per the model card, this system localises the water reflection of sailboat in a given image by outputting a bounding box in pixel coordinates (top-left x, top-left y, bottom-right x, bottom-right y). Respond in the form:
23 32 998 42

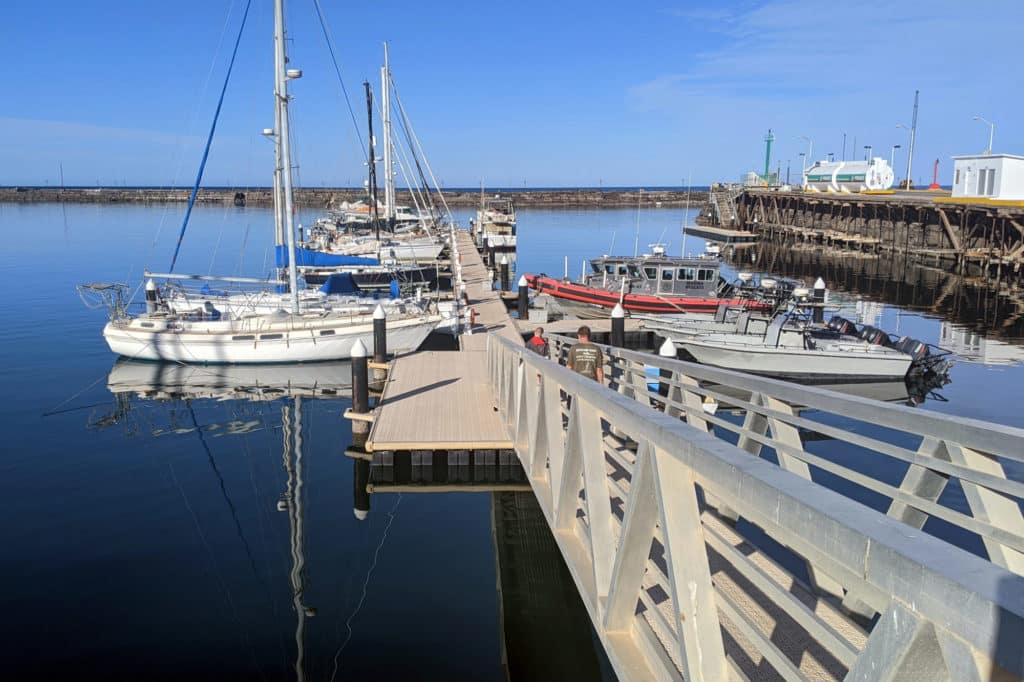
96 359 330 680
106 358 352 402
278 396 313 682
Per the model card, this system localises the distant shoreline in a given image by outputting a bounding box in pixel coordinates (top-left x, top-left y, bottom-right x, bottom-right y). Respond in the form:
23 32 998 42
0 186 710 209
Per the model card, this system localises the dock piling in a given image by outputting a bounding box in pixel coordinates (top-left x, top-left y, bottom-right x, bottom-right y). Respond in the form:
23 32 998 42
499 255 510 291
813 277 826 323
658 336 676 397
517 275 529 319
351 339 370 436
611 303 625 348
373 304 387 364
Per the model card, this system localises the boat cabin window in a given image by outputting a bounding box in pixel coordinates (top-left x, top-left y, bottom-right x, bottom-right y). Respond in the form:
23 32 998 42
660 267 674 281
617 265 628 276
627 265 639 277
604 264 616 275
678 267 696 281
698 268 715 281
643 266 657 279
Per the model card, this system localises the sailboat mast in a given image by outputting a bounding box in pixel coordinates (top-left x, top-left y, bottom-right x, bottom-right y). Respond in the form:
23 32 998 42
272 39 284 248
364 82 381 242
275 0 300 314
381 42 395 231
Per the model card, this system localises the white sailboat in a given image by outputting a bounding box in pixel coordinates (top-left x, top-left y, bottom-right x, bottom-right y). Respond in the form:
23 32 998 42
88 0 440 363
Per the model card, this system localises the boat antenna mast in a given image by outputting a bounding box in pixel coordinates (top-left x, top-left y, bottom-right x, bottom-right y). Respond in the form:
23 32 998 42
275 0 300 314
681 171 692 257
633 188 643 257
364 81 381 242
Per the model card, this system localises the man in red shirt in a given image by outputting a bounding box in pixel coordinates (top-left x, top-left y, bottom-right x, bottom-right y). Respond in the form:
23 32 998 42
527 327 549 357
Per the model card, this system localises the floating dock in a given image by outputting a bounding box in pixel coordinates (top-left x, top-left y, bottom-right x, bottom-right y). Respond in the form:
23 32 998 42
364 230 519 453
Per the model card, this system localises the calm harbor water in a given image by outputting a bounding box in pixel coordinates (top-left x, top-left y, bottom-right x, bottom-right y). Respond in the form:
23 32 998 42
2 201 1023 679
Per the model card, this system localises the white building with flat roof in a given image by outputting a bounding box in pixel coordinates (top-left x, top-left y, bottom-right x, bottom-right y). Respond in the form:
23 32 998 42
951 153 1024 200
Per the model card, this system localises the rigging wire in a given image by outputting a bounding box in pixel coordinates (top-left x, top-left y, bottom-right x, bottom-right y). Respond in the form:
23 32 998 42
329 493 403 681
151 0 239 255
310 0 366 151
168 0 253 274
389 78 455 224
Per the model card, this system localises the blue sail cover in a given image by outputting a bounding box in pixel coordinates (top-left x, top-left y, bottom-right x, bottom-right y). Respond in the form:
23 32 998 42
319 273 360 295
276 245 378 267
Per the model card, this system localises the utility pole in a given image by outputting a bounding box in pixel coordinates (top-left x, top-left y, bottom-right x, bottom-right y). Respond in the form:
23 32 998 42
763 129 775 186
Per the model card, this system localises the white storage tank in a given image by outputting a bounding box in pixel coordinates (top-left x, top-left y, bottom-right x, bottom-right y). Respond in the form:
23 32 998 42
803 158 895 193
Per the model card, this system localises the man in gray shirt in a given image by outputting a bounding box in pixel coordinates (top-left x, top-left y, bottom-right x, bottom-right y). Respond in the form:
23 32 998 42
567 325 604 383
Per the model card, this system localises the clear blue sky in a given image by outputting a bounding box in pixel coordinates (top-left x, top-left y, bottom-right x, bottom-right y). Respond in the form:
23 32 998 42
3 0 1022 187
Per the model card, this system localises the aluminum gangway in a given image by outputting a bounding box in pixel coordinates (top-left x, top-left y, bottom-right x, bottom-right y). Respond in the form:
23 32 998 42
486 333 1024 681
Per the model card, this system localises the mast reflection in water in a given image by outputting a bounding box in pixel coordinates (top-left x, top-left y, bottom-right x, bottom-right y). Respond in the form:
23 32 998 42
79 359 506 680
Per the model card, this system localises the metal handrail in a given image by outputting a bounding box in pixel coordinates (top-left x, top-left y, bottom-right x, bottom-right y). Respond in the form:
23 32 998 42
488 333 1024 681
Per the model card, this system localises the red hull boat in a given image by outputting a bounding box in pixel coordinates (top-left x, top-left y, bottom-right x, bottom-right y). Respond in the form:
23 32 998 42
525 274 773 314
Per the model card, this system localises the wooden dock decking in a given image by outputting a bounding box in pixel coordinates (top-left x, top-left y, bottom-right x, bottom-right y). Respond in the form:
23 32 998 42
365 230 519 452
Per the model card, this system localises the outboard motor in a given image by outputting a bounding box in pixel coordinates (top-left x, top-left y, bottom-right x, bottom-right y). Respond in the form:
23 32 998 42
896 337 928 361
145 278 159 314
858 325 885 344
827 316 854 336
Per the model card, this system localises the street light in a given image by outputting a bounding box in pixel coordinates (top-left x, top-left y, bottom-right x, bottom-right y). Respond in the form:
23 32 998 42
897 123 912 188
890 144 901 168
797 136 813 172
973 115 995 154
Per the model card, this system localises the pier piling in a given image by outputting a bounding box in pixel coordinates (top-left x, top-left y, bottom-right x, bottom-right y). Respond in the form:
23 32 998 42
499 255 510 291
610 303 625 348
351 339 370 437
517 275 529 319
658 336 676 397
372 304 387 364
812 277 826 324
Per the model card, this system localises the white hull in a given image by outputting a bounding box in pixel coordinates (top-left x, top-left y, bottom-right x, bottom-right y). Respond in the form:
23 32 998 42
678 338 912 379
309 237 444 261
103 313 440 363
